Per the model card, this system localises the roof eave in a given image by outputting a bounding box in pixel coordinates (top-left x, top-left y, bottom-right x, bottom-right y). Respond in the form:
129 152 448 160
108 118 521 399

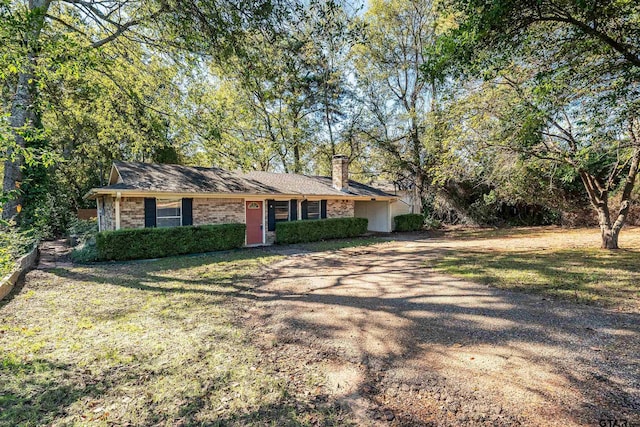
84 188 397 201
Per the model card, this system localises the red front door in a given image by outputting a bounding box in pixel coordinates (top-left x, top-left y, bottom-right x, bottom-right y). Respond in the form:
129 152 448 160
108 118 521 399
245 201 263 245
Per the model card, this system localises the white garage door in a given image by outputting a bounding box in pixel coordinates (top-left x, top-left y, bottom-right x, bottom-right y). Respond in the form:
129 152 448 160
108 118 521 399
354 201 391 232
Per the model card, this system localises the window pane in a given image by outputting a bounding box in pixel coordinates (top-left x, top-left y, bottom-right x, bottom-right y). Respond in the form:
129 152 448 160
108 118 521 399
157 199 181 209
157 217 181 228
158 207 180 217
307 201 320 219
157 199 182 228
275 201 289 221
157 199 181 217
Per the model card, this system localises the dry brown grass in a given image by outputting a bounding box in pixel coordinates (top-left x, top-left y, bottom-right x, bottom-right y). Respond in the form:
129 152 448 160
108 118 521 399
430 226 640 311
2 229 638 426
0 250 353 426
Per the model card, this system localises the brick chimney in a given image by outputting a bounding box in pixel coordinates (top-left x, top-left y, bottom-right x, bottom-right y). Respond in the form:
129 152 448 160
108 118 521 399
332 155 349 192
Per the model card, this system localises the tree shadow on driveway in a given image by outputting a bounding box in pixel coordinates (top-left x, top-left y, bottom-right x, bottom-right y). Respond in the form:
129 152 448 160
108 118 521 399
248 241 640 426
43 238 640 426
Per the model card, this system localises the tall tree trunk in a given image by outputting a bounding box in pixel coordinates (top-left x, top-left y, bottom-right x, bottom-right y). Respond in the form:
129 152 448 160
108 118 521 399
2 72 31 220
2 0 51 220
324 91 335 158
580 171 618 249
292 142 301 173
410 114 423 214
595 203 618 249
600 224 619 250
579 141 640 249
608 144 640 248
292 118 301 173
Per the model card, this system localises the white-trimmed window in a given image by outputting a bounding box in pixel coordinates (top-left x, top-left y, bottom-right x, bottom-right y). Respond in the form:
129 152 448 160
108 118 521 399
274 200 289 222
157 198 182 227
307 201 320 220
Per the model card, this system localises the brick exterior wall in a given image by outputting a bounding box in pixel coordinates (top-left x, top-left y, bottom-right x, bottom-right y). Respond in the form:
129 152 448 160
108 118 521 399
108 197 246 231
100 196 356 243
193 198 244 226
120 197 145 229
327 199 354 218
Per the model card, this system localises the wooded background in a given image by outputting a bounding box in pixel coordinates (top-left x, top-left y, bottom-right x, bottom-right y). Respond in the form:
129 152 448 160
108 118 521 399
1 0 638 248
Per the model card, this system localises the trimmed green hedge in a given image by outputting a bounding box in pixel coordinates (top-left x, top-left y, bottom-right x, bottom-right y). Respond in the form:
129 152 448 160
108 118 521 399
394 214 424 232
276 217 368 244
96 223 246 261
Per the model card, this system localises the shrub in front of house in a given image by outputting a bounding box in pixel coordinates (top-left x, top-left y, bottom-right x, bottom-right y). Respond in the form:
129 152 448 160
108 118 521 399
276 217 368 244
95 223 246 261
394 214 424 232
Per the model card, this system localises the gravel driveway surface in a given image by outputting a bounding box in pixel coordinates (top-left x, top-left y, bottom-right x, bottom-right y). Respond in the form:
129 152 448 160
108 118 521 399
247 238 640 426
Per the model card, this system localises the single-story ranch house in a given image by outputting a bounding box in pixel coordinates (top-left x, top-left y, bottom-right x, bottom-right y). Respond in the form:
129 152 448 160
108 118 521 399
86 156 400 245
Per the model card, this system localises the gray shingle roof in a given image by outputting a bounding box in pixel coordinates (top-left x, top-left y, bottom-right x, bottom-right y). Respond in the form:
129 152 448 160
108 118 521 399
242 171 392 197
109 162 279 193
96 161 393 198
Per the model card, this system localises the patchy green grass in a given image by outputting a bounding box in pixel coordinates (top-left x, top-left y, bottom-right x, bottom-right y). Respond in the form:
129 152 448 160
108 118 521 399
431 228 640 311
0 250 352 426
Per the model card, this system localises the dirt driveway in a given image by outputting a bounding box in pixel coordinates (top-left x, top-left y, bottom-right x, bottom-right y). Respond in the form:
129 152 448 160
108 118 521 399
247 236 640 426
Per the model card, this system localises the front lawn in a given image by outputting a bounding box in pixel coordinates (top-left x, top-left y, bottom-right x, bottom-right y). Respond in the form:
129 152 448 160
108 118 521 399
431 227 640 311
0 249 353 426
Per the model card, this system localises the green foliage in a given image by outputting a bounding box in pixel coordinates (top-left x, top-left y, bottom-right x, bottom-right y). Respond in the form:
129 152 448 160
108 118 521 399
0 249 13 278
70 240 99 263
428 0 640 238
276 218 368 244
68 218 99 262
18 170 75 239
67 217 97 245
393 214 424 232
352 0 441 198
2 0 277 222
0 226 38 276
95 224 246 261
3 0 636 250
0 114 61 221
196 1 362 174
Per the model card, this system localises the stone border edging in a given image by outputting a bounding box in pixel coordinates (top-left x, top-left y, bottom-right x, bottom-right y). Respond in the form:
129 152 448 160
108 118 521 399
0 244 39 301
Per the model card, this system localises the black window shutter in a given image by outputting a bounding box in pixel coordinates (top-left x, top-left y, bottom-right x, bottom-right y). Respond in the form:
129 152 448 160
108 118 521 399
301 200 308 220
144 198 157 228
182 198 193 226
290 200 298 220
267 200 276 231
320 200 327 219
